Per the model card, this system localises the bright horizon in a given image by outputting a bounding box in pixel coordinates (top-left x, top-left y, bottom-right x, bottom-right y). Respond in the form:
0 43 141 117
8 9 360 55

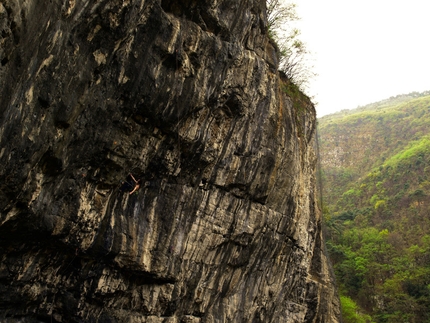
293 0 430 117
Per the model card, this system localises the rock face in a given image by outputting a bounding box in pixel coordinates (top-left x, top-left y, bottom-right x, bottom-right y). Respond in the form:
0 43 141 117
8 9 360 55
0 0 341 322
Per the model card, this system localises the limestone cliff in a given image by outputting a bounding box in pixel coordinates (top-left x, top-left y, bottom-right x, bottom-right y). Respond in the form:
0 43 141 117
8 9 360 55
0 0 340 322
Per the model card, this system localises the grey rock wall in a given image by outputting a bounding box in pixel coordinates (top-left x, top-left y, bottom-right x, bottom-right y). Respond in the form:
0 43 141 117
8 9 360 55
0 0 341 322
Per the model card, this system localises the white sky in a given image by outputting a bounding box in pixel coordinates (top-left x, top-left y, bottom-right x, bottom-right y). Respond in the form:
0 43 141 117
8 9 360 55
293 0 430 117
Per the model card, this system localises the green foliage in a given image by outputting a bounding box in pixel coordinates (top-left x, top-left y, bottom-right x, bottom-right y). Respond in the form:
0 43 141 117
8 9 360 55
374 200 386 210
343 188 361 200
383 136 430 169
319 92 430 322
341 295 373 323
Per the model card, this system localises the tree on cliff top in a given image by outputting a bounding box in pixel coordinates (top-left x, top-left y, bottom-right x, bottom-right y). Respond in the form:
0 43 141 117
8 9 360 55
266 0 315 92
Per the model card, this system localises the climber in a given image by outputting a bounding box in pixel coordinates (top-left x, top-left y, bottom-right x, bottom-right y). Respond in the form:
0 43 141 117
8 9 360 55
129 173 141 195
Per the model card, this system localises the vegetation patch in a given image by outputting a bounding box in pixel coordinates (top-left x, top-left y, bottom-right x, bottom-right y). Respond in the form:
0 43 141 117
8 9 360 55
319 92 430 322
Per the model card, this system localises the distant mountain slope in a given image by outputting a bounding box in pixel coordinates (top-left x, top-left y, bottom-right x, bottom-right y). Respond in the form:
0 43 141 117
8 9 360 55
318 91 430 322
318 91 430 208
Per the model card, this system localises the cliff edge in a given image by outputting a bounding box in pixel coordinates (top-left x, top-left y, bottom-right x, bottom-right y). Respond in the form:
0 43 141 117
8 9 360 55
0 0 340 322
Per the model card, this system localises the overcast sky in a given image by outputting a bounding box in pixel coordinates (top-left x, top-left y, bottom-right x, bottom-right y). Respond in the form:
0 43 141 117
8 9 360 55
293 0 430 117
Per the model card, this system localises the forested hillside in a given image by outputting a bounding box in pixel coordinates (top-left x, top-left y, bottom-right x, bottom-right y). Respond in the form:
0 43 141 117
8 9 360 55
318 91 430 322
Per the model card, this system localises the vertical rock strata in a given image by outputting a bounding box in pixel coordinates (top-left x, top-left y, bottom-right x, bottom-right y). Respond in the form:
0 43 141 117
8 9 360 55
0 0 340 322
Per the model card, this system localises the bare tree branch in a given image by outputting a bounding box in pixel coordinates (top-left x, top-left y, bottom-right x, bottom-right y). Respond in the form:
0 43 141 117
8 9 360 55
266 0 315 92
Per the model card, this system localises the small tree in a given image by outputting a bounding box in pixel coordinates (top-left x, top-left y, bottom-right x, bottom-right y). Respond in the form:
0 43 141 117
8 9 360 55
266 0 299 35
266 0 315 92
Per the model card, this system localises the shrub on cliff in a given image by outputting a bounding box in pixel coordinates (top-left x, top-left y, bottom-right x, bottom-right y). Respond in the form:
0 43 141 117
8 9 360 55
266 0 315 92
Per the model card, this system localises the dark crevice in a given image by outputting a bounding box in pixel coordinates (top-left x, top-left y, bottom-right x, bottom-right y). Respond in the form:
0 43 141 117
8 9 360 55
1 57 9 66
